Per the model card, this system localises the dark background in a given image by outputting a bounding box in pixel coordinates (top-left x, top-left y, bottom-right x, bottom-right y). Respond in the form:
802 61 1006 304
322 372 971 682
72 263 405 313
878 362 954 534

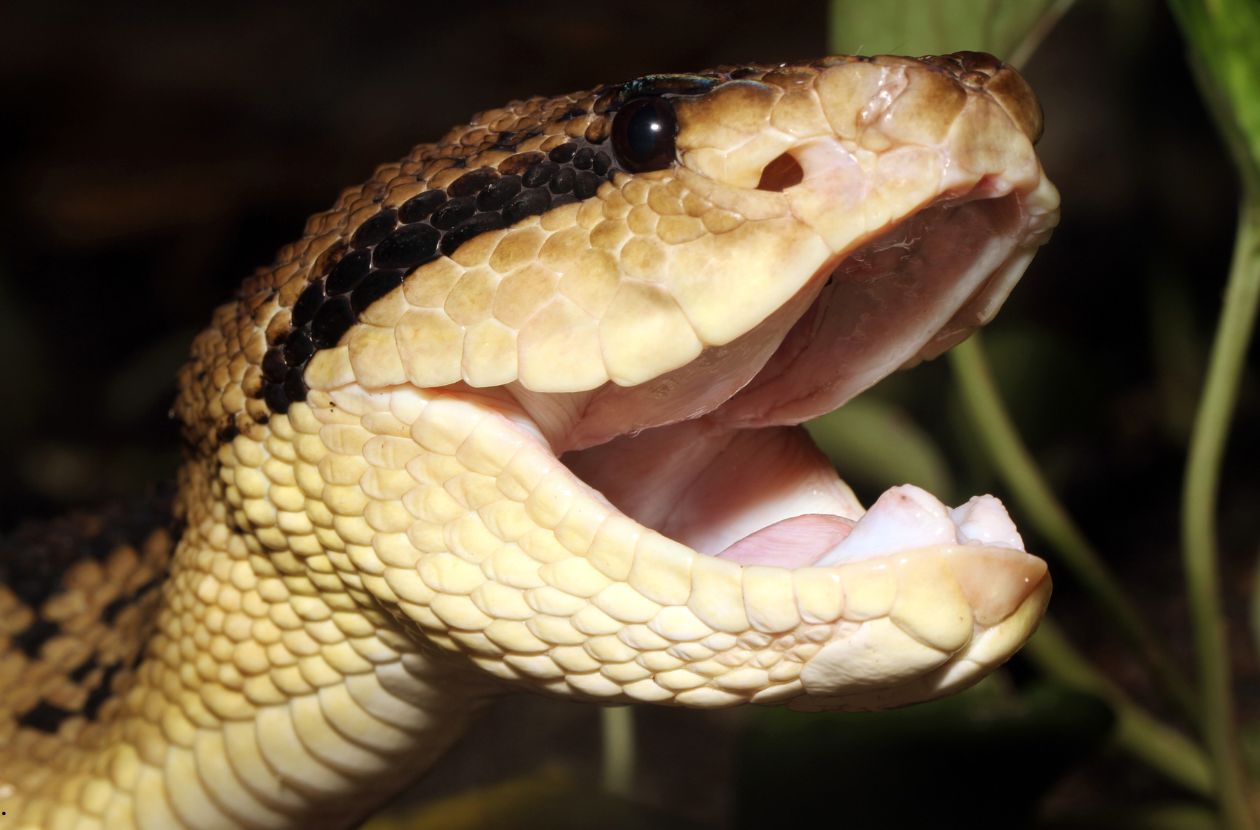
1 1 1255 825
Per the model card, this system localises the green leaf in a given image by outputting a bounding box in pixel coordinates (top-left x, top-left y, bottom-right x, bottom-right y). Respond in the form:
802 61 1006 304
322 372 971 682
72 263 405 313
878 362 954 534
829 0 1075 65
1168 0 1260 196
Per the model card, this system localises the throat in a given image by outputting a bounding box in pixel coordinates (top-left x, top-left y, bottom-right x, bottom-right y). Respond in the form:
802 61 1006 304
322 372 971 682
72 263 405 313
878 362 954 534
564 419 863 565
3 520 487 829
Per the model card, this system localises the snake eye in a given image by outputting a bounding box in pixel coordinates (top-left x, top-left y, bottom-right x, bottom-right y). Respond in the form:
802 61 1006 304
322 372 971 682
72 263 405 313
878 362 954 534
611 96 678 173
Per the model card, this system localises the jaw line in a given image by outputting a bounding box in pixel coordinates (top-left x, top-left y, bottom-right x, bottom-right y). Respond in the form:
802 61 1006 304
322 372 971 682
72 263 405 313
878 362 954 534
509 138 1055 575
444 129 1059 705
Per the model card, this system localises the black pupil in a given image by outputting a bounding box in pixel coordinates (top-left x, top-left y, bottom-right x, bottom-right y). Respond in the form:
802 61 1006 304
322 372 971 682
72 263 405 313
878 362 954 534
612 97 677 173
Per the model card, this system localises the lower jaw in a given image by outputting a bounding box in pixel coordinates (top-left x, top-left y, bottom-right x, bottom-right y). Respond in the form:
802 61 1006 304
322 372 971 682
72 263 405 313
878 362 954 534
563 415 1029 572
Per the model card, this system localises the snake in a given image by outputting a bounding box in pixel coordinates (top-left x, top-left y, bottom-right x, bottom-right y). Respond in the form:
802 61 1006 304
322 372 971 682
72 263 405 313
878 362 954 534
0 51 1060 829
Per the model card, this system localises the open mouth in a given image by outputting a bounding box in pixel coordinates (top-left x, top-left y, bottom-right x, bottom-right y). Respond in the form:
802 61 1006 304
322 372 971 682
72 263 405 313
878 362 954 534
341 116 1061 706
558 176 1048 576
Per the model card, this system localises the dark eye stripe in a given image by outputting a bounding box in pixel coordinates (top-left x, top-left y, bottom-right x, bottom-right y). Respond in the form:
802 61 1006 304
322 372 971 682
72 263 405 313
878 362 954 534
257 126 626 414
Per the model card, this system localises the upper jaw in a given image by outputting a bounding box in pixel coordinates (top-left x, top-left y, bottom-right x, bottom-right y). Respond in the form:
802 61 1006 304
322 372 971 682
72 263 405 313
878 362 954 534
700 118 1059 428
504 54 1061 453
714 175 1059 429
648 56 1061 430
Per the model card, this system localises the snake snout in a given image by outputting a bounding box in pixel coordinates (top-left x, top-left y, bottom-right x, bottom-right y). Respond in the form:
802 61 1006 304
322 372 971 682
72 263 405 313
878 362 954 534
919 50 1045 143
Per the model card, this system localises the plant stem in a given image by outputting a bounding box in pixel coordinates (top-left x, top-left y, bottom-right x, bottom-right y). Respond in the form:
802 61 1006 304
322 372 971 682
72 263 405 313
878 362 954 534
1179 197 1260 829
949 336 1198 721
600 706 635 798
1025 620 1213 796
1165 0 1260 823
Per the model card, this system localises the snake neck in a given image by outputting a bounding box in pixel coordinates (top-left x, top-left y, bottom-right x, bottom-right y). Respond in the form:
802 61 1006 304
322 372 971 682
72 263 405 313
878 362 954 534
2 459 491 829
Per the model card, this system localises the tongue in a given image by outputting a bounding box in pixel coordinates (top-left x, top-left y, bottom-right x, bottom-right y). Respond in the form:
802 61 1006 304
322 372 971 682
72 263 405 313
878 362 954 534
715 513 855 567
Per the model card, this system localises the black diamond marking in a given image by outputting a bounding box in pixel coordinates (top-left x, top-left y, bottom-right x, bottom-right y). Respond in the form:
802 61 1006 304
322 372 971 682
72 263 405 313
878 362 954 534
283 368 307 404
522 161 556 188
83 662 124 720
282 330 315 365
14 617 58 658
448 167 499 197
19 700 74 732
69 656 98 683
399 190 446 223
291 280 326 329
351 209 398 247
374 224 440 270
309 295 355 349
430 197 476 231
550 166 575 194
100 594 130 624
477 176 522 211
504 188 552 224
258 110 630 415
264 383 289 413
261 346 287 382
440 213 508 256
101 575 163 624
325 249 373 295
351 269 406 313
0 492 176 614
548 142 578 163
574 170 602 199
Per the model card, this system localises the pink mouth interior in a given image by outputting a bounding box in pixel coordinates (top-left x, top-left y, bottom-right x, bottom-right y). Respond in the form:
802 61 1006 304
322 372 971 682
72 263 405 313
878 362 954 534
566 421 861 566
559 192 1029 568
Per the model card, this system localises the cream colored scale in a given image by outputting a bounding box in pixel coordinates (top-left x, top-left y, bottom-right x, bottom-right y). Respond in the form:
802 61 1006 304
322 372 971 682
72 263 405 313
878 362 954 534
0 52 1058 829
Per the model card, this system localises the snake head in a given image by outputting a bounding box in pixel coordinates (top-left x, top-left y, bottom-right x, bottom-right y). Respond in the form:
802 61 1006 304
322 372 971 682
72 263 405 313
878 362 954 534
183 51 1058 716
1 51 1065 830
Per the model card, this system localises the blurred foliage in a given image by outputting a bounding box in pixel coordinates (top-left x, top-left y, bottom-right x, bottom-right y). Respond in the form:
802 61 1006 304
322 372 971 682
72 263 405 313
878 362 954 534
1168 0 1260 195
362 767 703 830
829 0 1074 66
821 0 1260 827
806 395 955 500
1167 0 1260 826
736 680 1112 829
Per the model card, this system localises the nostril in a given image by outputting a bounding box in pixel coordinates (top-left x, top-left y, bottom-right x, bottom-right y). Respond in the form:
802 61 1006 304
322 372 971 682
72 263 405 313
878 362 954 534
756 152 804 192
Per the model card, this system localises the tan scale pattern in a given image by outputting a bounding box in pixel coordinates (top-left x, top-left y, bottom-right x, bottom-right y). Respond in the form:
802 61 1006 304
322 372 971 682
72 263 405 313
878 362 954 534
0 513 171 749
255 386 1048 711
2 52 1058 829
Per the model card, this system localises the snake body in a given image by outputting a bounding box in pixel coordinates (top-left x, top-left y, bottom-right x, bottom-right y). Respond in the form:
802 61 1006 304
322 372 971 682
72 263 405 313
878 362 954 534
1 52 1059 829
